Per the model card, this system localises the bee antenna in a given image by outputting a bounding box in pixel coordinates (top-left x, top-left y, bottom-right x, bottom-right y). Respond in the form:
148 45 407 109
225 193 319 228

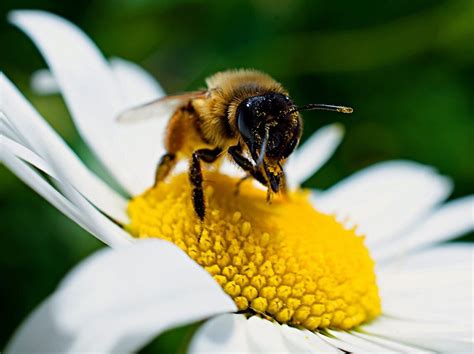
288 104 353 115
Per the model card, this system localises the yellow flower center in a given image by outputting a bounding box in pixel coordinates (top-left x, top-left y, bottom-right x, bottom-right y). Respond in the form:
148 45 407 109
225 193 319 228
127 172 381 330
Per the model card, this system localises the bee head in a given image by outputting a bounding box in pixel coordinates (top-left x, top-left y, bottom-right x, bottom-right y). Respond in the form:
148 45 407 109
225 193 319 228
236 93 302 192
236 92 353 192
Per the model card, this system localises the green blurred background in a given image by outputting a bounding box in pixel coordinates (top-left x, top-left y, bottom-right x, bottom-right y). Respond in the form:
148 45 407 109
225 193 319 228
1 0 473 351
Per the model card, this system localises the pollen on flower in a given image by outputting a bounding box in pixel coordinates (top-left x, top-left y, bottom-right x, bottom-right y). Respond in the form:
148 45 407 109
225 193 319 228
127 172 381 331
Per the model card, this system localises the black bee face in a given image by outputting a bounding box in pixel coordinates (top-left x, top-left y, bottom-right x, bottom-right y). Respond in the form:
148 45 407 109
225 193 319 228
236 92 302 192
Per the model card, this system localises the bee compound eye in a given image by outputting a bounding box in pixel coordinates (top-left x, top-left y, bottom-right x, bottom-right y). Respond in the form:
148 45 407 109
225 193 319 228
237 104 253 139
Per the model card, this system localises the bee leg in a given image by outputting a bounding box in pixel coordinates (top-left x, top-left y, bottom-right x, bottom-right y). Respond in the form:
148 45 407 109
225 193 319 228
279 176 289 200
154 153 177 187
266 189 274 204
276 161 288 195
228 145 267 188
279 168 289 200
189 147 222 222
234 175 250 196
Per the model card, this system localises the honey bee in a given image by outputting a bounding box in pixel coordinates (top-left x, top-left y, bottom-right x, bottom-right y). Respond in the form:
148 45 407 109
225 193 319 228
119 69 352 220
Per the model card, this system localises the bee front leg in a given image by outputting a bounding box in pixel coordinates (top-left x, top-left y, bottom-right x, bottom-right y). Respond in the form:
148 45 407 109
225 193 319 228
234 175 250 196
189 147 222 221
228 145 268 193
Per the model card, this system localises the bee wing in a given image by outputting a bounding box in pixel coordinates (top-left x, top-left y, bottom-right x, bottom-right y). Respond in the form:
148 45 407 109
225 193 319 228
117 90 208 123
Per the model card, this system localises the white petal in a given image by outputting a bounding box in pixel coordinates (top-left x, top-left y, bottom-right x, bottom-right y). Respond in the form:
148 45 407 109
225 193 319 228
2 115 132 247
30 68 59 94
380 242 473 271
326 329 401 353
9 10 167 195
282 327 341 353
109 57 165 106
188 314 251 353
4 297 71 354
374 196 474 262
31 59 165 105
316 332 368 352
245 316 293 352
285 123 344 189
2 148 133 247
2 136 56 178
189 315 343 354
6 239 236 353
1 73 129 224
38 140 134 248
377 243 473 324
1 112 28 145
1 151 93 235
350 332 433 353
312 160 452 247
379 267 473 324
360 316 473 353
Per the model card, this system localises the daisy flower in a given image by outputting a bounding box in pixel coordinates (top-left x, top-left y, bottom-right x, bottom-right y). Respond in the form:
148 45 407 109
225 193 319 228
2 10 473 354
